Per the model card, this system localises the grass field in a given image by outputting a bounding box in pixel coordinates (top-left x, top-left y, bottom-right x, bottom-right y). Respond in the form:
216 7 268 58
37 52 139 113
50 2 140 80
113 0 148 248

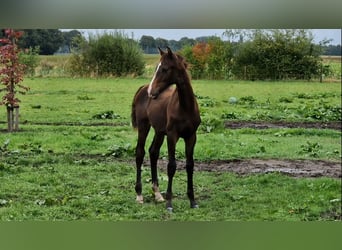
0 77 340 221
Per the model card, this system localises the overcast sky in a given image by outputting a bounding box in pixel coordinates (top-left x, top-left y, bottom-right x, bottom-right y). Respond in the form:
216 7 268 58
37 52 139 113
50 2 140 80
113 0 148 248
75 29 341 45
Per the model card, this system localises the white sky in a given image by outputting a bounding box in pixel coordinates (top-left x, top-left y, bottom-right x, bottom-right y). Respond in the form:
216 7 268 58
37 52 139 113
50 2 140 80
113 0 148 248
72 29 341 45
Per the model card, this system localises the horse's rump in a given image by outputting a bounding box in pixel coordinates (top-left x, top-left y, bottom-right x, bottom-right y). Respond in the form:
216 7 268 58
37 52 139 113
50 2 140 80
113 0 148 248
131 85 148 129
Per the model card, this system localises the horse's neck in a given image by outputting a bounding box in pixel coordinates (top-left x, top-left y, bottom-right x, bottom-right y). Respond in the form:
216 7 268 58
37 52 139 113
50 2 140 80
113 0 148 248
176 76 196 111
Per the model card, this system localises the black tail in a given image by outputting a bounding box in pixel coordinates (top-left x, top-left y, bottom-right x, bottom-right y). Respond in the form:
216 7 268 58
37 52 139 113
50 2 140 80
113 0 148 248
131 85 145 129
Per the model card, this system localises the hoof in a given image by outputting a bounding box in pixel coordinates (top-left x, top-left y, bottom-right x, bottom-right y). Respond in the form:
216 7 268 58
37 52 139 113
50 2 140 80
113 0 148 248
166 206 173 213
136 195 144 204
155 192 165 203
191 204 199 209
190 201 199 208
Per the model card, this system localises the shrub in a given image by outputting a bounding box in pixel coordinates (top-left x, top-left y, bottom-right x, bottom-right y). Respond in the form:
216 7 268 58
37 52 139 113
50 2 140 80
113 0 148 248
232 30 323 80
200 114 222 133
298 103 341 121
299 141 322 158
68 31 145 77
238 96 256 105
19 46 40 77
181 38 233 80
92 111 121 120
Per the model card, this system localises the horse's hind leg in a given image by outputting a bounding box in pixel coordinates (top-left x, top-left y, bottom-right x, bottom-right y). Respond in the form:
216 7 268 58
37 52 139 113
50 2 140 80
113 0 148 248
135 122 150 204
185 134 198 208
149 132 165 202
165 133 179 211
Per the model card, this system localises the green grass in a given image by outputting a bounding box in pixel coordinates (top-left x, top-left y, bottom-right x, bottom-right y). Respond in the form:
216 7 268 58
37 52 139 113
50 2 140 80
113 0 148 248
322 56 342 81
0 158 340 221
0 78 341 221
2 78 341 162
195 128 340 161
2 78 341 125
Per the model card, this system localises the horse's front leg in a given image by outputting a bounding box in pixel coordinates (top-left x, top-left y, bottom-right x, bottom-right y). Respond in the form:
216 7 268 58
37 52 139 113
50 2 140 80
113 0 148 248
185 134 198 208
149 132 165 203
165 133 179 211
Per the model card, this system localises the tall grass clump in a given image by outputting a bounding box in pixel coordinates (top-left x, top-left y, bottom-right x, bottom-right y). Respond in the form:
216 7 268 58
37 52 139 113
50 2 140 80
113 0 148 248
68 31 145 77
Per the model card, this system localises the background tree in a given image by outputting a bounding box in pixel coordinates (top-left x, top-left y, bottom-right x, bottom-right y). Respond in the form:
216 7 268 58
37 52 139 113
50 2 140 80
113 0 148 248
18 29 64 55
168 39 181 52
59 30 82 53
0 29 29 131
322 44 341 56
139 35 156 54
178 37 196 48
155 38 168 50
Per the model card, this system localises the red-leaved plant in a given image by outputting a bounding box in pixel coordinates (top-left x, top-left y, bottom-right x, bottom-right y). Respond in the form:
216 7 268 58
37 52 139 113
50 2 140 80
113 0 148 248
0 29 28 107
0 29 29 131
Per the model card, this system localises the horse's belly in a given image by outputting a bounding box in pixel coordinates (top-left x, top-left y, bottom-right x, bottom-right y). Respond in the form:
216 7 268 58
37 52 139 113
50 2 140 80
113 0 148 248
147 108 167 133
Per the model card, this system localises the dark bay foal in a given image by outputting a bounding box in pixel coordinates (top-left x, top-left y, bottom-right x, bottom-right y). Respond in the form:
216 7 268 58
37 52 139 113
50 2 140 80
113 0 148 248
131 47 201 211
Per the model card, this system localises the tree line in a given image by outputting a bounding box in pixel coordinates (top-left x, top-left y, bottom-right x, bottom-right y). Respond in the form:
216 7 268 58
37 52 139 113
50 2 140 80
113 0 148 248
1 29 340 56
140 33 341 57
1 29 340 80
0 29 82 55
323 44 341 56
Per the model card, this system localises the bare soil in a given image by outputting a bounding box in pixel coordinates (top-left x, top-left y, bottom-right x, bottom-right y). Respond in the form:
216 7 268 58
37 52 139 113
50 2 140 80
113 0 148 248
154 159 341 179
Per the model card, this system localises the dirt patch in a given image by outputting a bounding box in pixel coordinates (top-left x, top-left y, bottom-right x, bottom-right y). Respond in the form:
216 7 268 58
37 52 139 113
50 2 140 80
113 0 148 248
225 121 341 130
44 153 340 178
61 153 341 179
154 159 341 179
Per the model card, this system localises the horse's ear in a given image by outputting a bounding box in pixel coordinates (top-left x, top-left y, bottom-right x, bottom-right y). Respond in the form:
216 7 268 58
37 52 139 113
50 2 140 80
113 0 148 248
166 46 173 57
158 47 165 55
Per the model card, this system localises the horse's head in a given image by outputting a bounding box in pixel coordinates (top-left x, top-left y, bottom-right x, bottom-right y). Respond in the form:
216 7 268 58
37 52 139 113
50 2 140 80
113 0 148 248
147 46 188 99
